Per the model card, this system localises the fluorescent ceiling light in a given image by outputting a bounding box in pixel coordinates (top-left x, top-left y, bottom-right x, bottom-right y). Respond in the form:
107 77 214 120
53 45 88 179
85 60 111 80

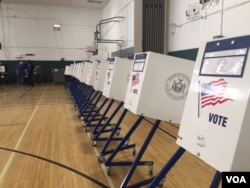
88 0 103 3
53 24 61 31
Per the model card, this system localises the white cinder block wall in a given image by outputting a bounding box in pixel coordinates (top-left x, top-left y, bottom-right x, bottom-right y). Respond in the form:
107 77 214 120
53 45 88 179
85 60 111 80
99 0 139 59
0 3 102 61
168 0 250 52
0 0 250 60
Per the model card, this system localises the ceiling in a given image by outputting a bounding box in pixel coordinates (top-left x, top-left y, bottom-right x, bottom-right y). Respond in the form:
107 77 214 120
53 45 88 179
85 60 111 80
1 0 110 9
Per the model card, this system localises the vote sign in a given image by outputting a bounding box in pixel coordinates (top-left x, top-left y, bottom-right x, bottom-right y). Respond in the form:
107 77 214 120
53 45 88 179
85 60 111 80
177 35 250 172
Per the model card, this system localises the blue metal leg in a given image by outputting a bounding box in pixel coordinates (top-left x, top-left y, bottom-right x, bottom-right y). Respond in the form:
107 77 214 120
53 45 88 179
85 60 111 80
91 99 115 135
210 171 221 188
105 115 145 166
148 147 186 188
83 97 109 129
92 101 124 143
99 108 128 158
77 86 94 113
120 119 161 188
82 91 102 122
78 87 95 116
74 83 88 108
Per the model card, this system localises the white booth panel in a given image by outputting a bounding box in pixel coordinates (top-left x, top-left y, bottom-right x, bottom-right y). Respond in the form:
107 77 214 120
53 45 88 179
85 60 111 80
67 64 73 76
71 63 77 78
177 35 250 171
69 64 74 76
124 51 194 123
64 65 70 75
79 62 88 83
72 63 78 79
76 63 83 80
85 60 98 86
94 60 109 92
103 57 133 101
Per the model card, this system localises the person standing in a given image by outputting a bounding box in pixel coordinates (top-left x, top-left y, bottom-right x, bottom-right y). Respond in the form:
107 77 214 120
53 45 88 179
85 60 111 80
33 64 41 85
16 61 25 86
27 60 34 87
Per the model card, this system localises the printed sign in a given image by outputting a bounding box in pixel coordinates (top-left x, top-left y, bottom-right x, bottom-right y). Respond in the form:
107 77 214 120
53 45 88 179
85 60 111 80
177 35 250 172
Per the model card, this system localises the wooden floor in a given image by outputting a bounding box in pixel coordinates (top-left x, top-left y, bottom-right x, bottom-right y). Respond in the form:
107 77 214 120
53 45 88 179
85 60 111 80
0 83 221 188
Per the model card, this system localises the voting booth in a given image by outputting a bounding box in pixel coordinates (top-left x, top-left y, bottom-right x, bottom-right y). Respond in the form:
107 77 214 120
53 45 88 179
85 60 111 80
124 51 194 124
102 57 133 101
72 63 78 77
85 60 98 86
75 63 81 80
64 65 72 84
93 60 109 92
177 35 250 172
73 63 81 79
64 65 70 75
100 52 194 186
67 64 74 76
91 57 132 151
79 62 89 83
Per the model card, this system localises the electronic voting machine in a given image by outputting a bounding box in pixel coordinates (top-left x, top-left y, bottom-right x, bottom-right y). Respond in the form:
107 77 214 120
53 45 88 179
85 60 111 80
177 35 250 171
124 51 194 123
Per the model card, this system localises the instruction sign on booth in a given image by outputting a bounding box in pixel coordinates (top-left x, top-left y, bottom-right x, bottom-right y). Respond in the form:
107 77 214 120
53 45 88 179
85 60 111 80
177 35 250 172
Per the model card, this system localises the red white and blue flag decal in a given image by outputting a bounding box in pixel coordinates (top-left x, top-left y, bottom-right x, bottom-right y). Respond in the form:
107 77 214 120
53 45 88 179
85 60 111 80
198 78 233 117
132 72 140 86
107 71 111 80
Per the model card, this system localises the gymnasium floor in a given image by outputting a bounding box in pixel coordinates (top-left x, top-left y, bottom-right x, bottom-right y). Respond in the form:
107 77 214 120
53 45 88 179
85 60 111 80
0 83 219 188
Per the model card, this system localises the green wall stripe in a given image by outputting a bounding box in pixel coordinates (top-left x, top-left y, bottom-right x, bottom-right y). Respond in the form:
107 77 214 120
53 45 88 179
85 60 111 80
0 60 73 83
167 48 199 61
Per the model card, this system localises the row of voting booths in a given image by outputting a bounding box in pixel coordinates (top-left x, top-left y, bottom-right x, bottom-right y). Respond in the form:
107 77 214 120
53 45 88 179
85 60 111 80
64 35 250 187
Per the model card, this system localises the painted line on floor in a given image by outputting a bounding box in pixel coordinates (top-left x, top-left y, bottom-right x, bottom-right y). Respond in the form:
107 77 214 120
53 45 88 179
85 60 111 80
0 123 25 126
0 86 48 183
19 86 34 98
87 132 115 188
0 147 109 188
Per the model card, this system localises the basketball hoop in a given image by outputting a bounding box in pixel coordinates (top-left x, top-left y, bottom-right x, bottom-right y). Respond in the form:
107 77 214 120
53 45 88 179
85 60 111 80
85 50 96 60
85 45 97 60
